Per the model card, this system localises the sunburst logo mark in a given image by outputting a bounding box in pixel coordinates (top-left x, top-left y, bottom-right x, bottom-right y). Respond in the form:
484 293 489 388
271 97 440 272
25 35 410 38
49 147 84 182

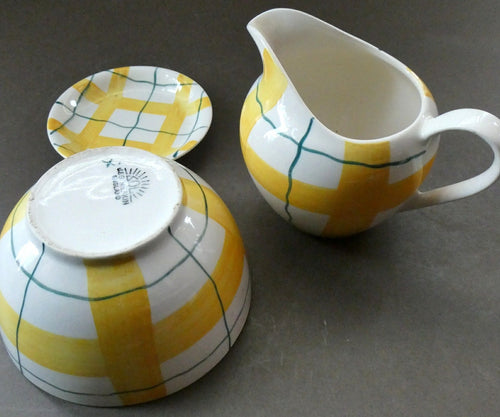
112 166 150 205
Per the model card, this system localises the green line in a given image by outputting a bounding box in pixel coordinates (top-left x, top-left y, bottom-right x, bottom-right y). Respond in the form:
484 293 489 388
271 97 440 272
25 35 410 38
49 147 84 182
168 227 232 350
15 243 45 376
122 67 158 146
284 118 314 222
172 90 206 158
255 77 277 129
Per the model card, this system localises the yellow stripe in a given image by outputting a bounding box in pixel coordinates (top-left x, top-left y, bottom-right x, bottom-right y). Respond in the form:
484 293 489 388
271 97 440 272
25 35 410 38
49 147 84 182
173 140 199 155
1 177 246 400
1 193 29 240
187 95 211 114
240 87 259 156
71 78 108 103
56 68 129 152
86 256 166 405
322 141 392 236
48 70 132 155
47 119 87 157
0 291 105 377
322 141 434 236
153 175 245 361
180 178 240 237
406 67 434 99
154 229 245 362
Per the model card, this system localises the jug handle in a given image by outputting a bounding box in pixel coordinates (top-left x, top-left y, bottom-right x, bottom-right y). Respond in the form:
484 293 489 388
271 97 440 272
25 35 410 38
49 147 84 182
401 109 500 211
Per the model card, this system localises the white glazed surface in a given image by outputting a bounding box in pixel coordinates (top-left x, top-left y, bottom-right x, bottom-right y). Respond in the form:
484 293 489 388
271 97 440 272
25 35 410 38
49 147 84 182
0 147 250 406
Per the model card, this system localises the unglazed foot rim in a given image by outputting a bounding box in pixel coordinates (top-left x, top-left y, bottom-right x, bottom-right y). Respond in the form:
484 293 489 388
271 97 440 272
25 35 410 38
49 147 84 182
27 147 182 258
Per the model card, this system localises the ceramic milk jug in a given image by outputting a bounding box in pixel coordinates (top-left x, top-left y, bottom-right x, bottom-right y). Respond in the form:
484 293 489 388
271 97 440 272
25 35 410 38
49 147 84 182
240 8 500 237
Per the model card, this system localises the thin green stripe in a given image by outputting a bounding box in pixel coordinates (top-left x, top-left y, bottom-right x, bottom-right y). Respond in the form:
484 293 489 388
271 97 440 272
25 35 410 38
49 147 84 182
15 243 45 376
172 89 206 158
122 67 159 146
284 117 314 222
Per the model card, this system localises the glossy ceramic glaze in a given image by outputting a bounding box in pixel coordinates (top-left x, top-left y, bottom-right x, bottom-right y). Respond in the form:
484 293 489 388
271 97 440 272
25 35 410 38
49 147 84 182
47 66 212 159
0 147 250 406
240 8 500 237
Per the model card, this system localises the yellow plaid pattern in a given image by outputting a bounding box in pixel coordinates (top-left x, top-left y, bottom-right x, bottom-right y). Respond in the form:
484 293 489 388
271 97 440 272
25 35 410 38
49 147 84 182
240 50 435 236
0 172 249 406
47 66 212 159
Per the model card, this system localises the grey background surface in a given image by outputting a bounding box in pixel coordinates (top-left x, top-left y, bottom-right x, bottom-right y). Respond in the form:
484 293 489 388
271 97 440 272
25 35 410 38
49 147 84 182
0 1 499 416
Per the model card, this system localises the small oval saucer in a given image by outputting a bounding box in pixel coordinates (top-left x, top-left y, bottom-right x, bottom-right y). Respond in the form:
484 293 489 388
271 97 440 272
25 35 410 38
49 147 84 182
47 66 212 159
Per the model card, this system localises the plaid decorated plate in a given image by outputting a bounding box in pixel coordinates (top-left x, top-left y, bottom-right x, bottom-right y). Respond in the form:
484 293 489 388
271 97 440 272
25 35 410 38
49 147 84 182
47 66 212 159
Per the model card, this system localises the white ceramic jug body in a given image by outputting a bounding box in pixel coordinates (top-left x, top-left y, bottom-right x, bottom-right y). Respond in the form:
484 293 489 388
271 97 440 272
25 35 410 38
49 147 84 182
240 8 500 237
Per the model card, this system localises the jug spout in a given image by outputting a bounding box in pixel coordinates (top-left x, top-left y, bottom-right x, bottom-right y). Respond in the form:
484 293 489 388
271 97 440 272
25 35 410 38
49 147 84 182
247 8 325 56
247 8 294 55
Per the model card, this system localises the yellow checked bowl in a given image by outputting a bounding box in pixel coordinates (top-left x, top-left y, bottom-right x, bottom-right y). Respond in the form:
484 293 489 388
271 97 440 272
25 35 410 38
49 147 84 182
0 147 250 406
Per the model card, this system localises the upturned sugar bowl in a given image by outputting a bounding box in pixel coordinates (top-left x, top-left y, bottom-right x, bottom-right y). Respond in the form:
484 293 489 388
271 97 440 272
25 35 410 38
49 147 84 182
0 146 250 406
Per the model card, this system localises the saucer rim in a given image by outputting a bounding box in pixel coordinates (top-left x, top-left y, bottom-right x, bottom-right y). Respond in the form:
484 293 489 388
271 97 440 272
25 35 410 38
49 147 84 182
46 65 213 160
